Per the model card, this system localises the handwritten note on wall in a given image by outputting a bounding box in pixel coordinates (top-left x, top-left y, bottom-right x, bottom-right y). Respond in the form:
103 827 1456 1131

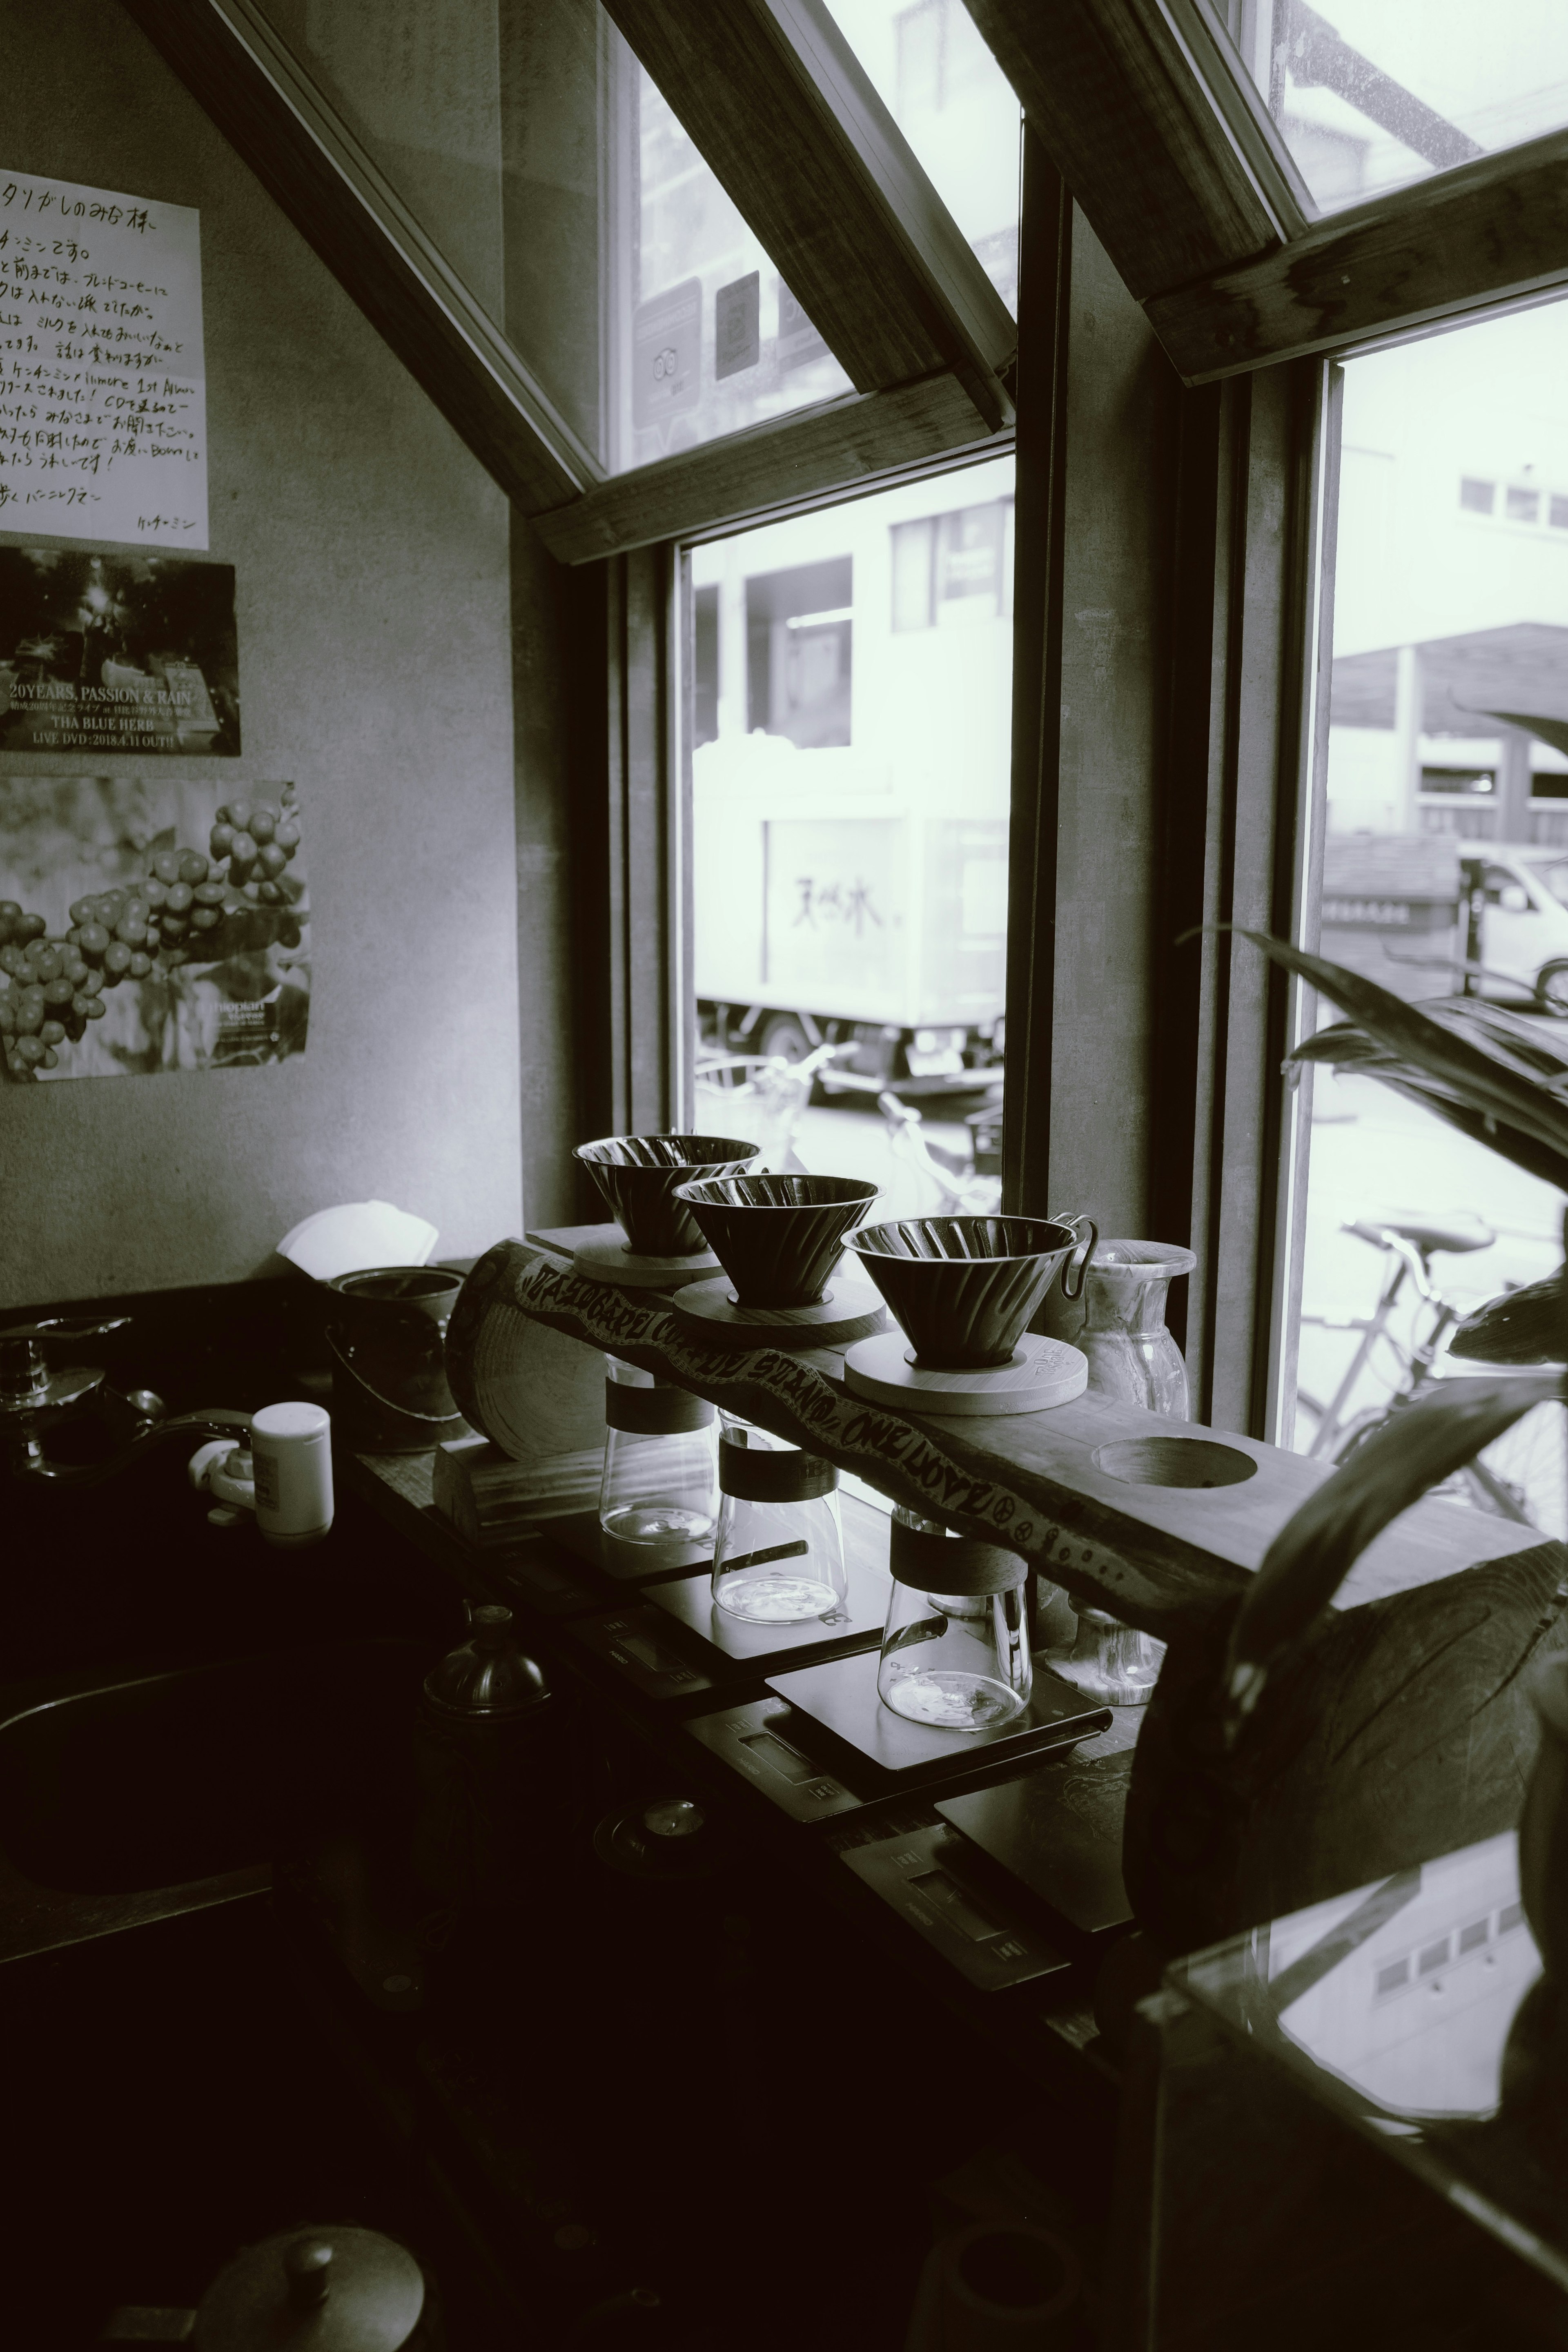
0 171 207 550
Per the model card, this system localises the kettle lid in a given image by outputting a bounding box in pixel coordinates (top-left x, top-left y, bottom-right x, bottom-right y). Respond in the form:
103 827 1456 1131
194 2227 424 2352
423 1603 550 1718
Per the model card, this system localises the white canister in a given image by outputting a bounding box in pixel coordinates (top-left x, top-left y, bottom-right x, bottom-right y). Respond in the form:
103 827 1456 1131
251 1400 334 1546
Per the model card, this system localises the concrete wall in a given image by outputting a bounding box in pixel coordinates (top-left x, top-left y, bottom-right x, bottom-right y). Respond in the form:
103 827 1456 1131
0 0 523 1304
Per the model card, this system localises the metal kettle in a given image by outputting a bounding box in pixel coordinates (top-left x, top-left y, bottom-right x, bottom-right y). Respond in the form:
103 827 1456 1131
192 2225 438 2352
412 1604 570 1909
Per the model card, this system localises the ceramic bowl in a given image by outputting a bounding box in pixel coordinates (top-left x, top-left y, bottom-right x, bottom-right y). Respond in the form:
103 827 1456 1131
673 1173 880 1308
848 1214 1096 1370
573 1133 759 1257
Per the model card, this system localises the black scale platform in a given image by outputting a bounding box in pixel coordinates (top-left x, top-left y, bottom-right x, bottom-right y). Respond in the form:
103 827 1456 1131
562 1495 894 1698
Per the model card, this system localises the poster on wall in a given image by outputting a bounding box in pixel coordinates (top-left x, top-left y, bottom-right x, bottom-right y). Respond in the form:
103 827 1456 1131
0 775 309 1081
0 544 238 755
0 169 207 548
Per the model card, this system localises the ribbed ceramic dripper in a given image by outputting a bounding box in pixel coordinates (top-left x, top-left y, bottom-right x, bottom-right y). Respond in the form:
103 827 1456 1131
849 1213 1096 1370
673 1173 880 1307
573 1133 758 1256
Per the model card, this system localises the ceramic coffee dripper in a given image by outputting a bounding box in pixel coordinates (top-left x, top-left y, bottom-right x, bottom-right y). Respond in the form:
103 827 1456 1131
848 1213 1098 1370
672 1172 880 1308
573 1133 759 1258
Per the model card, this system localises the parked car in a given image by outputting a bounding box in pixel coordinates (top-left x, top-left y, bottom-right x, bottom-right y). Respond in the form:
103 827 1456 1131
1463 845 1568 1011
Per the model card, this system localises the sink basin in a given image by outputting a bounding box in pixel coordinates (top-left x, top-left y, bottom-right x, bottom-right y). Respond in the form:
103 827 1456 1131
0 1637 431 1962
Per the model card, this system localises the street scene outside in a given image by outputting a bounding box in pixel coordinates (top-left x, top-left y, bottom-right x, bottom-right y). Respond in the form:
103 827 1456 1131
1289 297 1568 1533
680 6 1568 1537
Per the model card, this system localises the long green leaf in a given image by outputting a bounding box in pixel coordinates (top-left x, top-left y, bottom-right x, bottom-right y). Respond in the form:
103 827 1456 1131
1450 1273 1567 1365
1224 1373 1562 1736
1286 1042 1568 1190
1236 931 1568 1160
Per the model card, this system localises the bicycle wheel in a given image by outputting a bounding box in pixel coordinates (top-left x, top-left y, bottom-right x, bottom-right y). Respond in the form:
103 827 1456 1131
1292 1390 1391 1462
1474 1400 1568 1540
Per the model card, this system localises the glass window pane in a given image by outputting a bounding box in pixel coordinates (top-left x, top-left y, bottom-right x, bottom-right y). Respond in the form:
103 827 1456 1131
1283 297 1568 1534
822 0 1022 312
254 2 850 473
1217 0 1568 215
688 458 1012 1214
615 50 853 471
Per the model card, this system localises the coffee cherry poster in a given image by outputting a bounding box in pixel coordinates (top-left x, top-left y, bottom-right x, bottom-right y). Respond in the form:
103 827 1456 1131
0 775 309 1080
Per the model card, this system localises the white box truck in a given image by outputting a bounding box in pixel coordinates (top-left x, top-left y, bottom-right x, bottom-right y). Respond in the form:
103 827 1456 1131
691 462 1013 1095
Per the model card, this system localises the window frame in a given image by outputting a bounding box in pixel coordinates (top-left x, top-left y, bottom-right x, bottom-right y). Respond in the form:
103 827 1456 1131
135 0 1561 1429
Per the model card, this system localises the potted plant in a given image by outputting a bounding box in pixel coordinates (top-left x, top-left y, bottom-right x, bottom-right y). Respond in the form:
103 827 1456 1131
1122 934 1568 1964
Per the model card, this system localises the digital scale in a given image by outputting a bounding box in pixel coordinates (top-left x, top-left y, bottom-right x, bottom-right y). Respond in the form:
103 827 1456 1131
486 1534 605 1619
567 1603 719 1704
684 1695 869 1822
935 1733 1138 1942
838 1822 1071 1991
641 1548 891 1676
568 1552 888 1702
765 1648 1111 1792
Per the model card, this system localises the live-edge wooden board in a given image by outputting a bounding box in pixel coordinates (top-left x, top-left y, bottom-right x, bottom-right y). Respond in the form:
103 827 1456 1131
470 1232 1551 1639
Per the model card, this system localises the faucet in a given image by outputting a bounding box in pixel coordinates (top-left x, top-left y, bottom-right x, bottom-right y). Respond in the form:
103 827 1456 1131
0 1317 252 1486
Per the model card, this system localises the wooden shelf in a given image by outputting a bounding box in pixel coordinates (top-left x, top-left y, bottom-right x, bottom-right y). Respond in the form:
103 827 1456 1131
491 1230 1541 1638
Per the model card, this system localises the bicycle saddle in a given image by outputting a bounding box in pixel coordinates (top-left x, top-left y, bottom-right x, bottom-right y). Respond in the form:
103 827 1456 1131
1346 1213 1494 1257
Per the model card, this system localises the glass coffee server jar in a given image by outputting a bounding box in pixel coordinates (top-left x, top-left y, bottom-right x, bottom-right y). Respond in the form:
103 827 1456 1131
599 1357 718 1553
878 1508 1032 1730
711 1417 847 1623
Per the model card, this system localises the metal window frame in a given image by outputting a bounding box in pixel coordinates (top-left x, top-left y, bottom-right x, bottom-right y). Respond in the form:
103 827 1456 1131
964 0 1568 390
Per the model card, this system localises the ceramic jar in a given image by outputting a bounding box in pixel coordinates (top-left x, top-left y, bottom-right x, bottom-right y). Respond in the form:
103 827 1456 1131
1037 1238 1196 1418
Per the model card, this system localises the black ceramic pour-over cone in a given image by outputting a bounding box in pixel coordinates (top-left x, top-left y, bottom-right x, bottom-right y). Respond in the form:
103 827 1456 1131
573 1133 759 1257
849 1214 1096 1370
673 1173 880 1308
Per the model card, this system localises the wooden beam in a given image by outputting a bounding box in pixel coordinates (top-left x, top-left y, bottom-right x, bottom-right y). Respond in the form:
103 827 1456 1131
533 374 1004 565
1149 125 1568 382
463 1236 1545 1638
964 0 1286 303
599 0 1015 430
120 0 595 513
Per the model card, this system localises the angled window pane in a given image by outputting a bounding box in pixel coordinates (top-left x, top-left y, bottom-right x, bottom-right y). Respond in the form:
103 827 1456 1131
611 42 853 473
254 1 849 474
1216 0 1568 215
823 0 1022 313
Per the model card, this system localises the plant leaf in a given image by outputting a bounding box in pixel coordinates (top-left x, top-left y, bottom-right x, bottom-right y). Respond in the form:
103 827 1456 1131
1226 1373 1563 1723
1450 1272 1567 1365
1287 1044 1568 1191
1237 931 1568 1160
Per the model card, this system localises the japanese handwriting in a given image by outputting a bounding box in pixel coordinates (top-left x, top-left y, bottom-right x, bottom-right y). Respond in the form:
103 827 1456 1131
0 170 204 544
